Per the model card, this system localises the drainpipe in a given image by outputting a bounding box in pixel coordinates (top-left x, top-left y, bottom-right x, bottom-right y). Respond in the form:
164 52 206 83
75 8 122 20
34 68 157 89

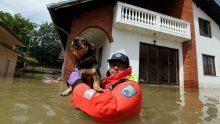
53 23 70 80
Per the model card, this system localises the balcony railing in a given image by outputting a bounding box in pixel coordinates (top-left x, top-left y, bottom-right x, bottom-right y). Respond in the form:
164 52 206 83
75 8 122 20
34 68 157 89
113 2 191 41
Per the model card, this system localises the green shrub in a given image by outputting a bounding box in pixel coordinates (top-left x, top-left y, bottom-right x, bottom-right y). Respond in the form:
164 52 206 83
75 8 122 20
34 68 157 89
34 67 48 73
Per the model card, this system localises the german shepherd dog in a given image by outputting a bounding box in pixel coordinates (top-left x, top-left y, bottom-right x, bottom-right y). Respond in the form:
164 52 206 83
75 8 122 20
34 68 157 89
61 36 102 96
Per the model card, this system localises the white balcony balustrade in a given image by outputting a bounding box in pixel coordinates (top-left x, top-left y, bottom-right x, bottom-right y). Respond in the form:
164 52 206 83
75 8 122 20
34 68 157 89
113 2 191 41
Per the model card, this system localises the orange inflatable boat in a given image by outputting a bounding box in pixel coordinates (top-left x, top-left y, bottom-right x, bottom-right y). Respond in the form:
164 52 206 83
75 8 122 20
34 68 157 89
71 67 142 122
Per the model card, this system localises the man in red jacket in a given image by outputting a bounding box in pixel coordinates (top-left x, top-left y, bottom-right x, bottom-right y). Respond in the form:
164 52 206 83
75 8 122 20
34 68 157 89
69 53 142 122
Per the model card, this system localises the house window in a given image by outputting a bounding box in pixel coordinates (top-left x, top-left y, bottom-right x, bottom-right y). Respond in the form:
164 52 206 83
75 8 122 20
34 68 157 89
199 18 211 38
202 54 216 75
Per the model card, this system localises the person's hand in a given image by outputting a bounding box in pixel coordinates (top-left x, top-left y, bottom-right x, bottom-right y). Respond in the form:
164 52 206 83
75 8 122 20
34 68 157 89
42 80 53 84
42 76 58 84
68 68 81 85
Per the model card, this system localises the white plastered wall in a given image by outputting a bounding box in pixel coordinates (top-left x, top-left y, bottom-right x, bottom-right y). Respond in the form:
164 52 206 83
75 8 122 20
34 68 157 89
193 2 220 89
104 28 185 87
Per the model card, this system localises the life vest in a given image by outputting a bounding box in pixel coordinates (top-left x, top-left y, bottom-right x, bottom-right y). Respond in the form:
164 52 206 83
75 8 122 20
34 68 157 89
71 67 142 122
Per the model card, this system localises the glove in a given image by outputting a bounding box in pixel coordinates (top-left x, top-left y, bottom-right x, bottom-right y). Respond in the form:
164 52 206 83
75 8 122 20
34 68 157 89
67 68 81 86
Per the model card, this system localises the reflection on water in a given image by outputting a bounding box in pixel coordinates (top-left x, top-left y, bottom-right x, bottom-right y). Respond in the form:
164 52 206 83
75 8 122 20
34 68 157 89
0 76 220 124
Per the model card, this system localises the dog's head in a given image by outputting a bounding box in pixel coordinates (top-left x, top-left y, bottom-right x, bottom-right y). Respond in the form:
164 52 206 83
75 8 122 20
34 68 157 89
71 36 95 59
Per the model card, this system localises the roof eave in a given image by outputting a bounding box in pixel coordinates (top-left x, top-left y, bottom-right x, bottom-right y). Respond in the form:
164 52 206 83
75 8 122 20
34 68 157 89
0 20 25 47
193 0 220 26
47 0 114 49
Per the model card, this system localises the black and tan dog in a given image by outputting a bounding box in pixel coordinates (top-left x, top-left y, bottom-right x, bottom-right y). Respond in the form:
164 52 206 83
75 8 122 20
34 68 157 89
61 36 102 96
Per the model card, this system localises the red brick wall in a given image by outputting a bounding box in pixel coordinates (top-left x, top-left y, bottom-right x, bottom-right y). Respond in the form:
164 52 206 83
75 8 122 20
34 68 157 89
64 5 113 81
181 0 198 88
165 0 184 18
142 0 183 18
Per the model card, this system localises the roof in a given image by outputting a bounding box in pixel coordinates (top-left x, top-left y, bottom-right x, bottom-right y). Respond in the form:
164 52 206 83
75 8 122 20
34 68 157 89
193 0 220 26
47 0 116 49
0 20 24 47
47 0 220 49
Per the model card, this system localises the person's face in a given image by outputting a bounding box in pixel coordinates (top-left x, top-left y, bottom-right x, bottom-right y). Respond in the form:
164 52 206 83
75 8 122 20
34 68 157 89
108 60 127 76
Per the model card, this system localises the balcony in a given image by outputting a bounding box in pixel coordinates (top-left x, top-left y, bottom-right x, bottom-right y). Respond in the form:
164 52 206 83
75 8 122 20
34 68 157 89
113 2 191 42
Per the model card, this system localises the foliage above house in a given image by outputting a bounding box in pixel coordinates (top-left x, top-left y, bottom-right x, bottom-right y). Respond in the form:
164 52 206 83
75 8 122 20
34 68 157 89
0 11 62 68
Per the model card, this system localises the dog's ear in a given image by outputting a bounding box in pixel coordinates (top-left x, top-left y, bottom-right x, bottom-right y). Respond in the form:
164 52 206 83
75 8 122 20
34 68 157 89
81 37 89 46
82 38 96 51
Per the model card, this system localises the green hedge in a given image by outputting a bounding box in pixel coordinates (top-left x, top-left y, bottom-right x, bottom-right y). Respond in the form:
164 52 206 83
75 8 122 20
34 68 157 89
16 66 61 74
33 67 49 73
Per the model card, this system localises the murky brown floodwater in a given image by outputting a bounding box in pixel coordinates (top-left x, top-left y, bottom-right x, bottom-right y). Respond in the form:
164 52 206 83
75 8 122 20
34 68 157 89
0 75 220 124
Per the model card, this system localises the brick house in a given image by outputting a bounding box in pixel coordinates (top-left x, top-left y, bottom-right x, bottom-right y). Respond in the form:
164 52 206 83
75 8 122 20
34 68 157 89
47 0 220 89
0 20 24 77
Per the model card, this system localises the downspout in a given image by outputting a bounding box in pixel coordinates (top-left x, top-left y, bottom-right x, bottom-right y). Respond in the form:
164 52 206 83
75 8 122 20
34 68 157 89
53 23 70 80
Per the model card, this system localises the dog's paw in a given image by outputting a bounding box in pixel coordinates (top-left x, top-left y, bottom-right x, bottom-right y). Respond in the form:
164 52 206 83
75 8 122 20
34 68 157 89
61 87 73 97
96 88 103 93
61 91 71 96
60 92 69 96
93 86 103 92
93 84 102 91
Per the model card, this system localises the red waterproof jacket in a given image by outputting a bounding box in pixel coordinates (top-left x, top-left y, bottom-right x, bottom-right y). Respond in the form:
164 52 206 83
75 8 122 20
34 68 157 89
71 67 142 122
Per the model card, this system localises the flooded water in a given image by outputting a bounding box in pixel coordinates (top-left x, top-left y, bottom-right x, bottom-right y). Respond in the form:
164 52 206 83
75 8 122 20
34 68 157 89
0 75 220 124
